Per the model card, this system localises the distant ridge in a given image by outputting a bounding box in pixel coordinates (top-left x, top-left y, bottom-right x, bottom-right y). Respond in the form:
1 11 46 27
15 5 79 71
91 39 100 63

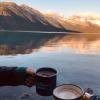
64 15 100 33
1 2 100 33
0 2 78 32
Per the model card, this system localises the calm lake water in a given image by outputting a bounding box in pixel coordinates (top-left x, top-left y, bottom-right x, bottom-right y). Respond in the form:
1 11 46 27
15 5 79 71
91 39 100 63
0 32 100 100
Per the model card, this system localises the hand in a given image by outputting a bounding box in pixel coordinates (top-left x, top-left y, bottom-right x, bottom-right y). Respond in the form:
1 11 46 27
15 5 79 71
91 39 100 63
25 67 36 87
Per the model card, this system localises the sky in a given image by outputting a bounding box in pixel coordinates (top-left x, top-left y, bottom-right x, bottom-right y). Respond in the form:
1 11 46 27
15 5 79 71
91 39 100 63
1 0 100 17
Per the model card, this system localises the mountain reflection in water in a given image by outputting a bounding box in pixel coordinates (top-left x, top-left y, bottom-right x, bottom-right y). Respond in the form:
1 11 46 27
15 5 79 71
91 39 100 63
0 32 100 55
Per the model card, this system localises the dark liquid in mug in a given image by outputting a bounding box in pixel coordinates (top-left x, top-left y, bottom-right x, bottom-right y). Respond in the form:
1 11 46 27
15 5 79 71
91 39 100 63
37 70 55 77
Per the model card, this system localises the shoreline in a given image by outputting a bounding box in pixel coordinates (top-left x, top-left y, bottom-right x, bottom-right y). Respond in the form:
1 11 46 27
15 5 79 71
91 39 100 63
0 30 75 33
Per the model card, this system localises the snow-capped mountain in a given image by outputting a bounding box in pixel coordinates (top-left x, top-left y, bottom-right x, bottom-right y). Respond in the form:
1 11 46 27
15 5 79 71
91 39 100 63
64 15 100 33
66 15 100 26
0 2 69 32
44 12 100 32
0 2 100 33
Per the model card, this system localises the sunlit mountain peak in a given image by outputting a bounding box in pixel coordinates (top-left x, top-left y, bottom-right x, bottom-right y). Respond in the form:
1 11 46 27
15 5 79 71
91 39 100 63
0 1 17 6
76 13 100 18
66 14 100 26
45 10 65 20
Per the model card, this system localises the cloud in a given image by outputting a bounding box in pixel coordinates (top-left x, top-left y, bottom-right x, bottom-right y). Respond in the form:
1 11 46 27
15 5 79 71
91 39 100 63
76 12 100 18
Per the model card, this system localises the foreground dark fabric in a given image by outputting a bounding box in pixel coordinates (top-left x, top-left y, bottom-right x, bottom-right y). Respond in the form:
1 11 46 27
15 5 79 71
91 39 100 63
0 66 27 86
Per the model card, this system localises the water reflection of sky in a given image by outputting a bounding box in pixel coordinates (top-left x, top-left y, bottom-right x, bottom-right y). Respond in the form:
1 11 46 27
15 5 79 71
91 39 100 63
0 50 100 94
0 32 100 97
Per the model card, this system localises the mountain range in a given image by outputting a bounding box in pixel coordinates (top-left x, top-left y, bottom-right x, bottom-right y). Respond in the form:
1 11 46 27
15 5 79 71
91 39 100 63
64 15 100 33
0 2 100 33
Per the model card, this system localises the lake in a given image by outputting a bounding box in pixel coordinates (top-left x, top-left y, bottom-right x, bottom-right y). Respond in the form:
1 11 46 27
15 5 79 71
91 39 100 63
0 32 100 100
